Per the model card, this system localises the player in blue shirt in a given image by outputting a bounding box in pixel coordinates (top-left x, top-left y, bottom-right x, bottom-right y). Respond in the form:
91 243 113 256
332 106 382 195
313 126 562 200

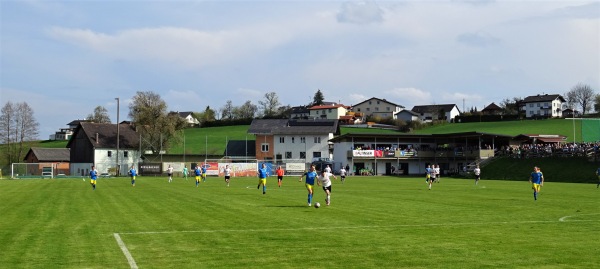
529 166 544 200
257 163 269 194
89 165 98 190
129 165 137 187
201 165 207 182
299 165 318 206
194 165 201 187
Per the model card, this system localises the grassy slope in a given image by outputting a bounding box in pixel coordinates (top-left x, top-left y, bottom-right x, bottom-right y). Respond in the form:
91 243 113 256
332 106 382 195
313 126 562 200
413 118 582 142
0 176 598 268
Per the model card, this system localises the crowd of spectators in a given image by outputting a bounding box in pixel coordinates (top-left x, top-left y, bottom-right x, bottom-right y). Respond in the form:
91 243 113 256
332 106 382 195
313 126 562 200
498 142 599 158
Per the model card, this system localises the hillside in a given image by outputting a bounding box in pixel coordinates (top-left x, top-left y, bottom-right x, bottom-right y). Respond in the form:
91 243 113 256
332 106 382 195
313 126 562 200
475 156 598 184
413 119 582 142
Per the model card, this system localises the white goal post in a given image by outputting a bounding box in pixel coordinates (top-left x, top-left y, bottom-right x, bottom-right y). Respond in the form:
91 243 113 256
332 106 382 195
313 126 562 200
11 163 56 179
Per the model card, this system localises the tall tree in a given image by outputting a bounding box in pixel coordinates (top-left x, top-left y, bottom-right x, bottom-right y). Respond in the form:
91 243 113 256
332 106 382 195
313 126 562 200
86 105 112 123
311 89 325 106
233 100 257 119
0 101 39 164
128 91 186 154
201 106 216 122
258 92 281 118
500 97 522 115
220 100 234 120
593 94 600 113
565 83 595 115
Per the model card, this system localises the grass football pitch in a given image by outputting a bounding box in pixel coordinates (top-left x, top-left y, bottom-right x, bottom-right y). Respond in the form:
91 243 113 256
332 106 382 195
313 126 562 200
0 176 598 268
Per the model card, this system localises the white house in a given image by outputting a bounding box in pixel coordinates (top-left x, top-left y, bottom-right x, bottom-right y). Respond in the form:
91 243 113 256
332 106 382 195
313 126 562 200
67 122 141 176
351 97 405 120
521 94 565 118
247 119 340 163
169 111 199 126
308 104 350 120
411 104 461 123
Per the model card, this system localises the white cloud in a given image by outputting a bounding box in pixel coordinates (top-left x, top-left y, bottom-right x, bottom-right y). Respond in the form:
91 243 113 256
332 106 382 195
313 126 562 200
457 32 500 47
384 88 431 106
337 1 384 24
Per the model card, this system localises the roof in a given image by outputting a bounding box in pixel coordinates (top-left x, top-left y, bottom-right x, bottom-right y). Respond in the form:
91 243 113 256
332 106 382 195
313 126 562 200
290 106 310 114
248 119 340 135
513 134 567 143
352 97 405 108
411 104 460 113
169 111 194 118
309 104 350 110
67 119 91 126
522 94 565 103
24 148 70 162
224 140 256 157
396 110 420 116
66 122 140 149
482 102 502 111
330 131 514 143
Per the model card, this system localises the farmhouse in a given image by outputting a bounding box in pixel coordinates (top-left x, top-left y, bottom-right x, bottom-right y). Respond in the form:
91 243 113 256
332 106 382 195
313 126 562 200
67 122 141 177
521 94 565 118
411 104 461 123
351 97 405 120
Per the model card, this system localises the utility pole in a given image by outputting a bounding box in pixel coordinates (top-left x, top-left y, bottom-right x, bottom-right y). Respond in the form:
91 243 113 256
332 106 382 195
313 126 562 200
115 97 120 176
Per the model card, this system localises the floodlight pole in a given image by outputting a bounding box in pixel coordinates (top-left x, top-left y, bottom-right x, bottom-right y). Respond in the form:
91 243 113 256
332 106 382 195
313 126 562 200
115 97 120 176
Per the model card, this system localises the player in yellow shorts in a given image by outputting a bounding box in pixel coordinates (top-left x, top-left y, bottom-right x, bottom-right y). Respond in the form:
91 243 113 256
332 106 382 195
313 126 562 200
299 165 318 206
529 166 544 200
89 165 98 190
257 163 269 194
194 165 201 187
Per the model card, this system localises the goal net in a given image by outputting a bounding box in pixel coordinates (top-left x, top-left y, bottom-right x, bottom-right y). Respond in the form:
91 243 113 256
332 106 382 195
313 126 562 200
11 163 56 179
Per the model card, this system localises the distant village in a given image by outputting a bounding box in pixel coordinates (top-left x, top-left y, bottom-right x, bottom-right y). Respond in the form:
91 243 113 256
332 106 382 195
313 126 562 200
23 93 590 180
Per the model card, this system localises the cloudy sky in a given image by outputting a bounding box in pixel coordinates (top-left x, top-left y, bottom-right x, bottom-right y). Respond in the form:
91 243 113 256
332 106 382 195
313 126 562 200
1 0 599 138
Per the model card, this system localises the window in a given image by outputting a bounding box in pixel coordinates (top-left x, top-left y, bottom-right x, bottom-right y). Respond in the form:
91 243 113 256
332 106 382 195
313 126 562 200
357 108 361 112
291 137 295 143
314 137 321 143
124 151 128 158
369 101 372 104
366 108 370 111
386 107 390 111
285 152 292 159
276 153 282 161
322 110 326 115
300 152 306 159
313 152 321 158
108 151 112 157
536 103 540 107
300 137 306 143
377 101 380 104
375 107 379 111
529 103 533 107
261 143 269 152
279 137 285 143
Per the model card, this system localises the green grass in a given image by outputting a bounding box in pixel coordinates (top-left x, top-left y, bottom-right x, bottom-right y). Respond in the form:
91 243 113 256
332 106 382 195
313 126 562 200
1 176 598 268
413 119 582 142
480 157 599 183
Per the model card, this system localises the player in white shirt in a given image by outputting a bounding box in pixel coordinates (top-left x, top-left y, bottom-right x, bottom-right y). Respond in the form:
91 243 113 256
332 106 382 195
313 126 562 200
318 170 336 206
324 165 332 173
339 167 347 184
223 165 232 187
474 165 481 185
167 165 174 183
434 164 441 183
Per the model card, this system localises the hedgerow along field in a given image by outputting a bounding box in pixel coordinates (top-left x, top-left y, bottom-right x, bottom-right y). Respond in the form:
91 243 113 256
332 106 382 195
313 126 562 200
0 175 597 268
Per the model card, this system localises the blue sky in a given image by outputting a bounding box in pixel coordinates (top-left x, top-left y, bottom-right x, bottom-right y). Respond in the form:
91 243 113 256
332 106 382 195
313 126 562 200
1 0 599 138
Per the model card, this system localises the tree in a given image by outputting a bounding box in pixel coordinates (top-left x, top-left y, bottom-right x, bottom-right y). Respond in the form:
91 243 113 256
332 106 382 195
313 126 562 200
220 100 234 120
199 106 216 123
311 89 325 106
594 94 600 113
128 91 186 154
86 105 111 123
258 92 281 118
565 83 595 115
500 97 522 115
233 100 257 119
0 101 39 165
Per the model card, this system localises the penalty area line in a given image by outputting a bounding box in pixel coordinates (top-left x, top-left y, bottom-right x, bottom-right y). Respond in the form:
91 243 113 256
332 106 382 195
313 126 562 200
113 233 139 269
117 218 598 236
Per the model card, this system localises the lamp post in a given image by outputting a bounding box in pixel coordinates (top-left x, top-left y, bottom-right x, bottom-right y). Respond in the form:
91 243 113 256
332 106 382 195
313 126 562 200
115 97 120 176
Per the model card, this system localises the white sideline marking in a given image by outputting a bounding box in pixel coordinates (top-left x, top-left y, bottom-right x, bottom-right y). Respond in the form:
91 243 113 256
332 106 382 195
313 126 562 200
113 233 139 269
117 218 598 235
559 213 600 222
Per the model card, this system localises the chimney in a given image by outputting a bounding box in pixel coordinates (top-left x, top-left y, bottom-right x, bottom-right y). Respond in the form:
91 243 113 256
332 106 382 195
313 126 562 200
96 133 99 144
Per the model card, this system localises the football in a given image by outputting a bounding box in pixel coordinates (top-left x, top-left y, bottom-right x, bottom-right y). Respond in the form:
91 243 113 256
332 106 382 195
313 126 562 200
314 202 320 208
